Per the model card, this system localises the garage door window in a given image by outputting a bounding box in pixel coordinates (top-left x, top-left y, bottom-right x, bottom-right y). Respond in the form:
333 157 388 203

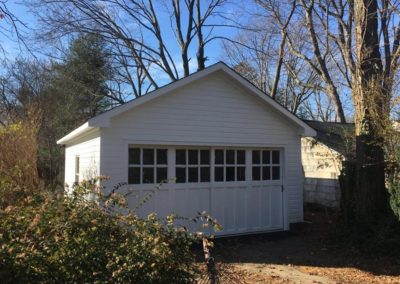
176 149 210 183
128 148 168 184
252 150 280 180
214 149 246 182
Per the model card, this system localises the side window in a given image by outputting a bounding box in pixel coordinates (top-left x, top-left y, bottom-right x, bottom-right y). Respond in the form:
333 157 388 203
176 149 210 183
75 155 80 184
252 150 280 181
214 149 246 182
128 148 168 184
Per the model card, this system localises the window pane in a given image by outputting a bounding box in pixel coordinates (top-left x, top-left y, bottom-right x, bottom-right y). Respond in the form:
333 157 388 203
237 150 245 165
129 148 140 164
200 150 210 165
142 167 154 183
75 156 80 183
252 166 261 180
157 149 167 165
226 166 235 181
188 150 198 165
215 150 224 164
252 151 260 164
188 167 198 182
262 166 271 180
156 167 167 183
143 149 154 165
128 167 140 184
176 149 186 165
200 167 210 182
226 150 235 164
237 166 245 181
262 151 271 164
215 167 224 181
272 166 280 180
176 167 186 183
272 151 280 164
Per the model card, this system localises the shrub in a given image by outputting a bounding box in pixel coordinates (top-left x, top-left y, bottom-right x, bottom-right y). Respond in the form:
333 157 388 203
0 112 40 208
0 178 207 283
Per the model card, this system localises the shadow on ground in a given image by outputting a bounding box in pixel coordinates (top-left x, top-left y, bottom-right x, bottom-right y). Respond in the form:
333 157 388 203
211 208 400 278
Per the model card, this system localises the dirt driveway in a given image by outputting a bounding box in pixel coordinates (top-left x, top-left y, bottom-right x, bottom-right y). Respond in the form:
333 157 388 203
209 209 400 283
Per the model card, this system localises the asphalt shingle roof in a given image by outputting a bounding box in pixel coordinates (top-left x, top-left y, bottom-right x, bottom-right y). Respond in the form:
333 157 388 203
303 120 355 156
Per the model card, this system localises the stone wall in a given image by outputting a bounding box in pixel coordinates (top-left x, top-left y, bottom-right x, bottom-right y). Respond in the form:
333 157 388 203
301 138 342 208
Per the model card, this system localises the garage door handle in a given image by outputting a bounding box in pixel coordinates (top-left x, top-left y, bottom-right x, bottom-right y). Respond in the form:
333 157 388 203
281 185 284 192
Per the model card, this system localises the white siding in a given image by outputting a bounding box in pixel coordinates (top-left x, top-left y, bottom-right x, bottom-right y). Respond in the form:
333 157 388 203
64 129 101 191
100 71 304 223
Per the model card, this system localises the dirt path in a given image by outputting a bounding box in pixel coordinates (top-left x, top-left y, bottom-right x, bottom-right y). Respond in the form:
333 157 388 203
231 263 334 284
208 209 400 283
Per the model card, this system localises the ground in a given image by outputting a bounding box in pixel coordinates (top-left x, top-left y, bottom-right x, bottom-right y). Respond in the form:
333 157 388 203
199 207 400 283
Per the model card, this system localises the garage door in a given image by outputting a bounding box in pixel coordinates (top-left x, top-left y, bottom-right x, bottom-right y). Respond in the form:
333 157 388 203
127 147 284 236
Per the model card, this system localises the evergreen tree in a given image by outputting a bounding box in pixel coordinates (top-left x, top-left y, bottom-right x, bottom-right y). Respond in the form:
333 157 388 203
53 33 112 126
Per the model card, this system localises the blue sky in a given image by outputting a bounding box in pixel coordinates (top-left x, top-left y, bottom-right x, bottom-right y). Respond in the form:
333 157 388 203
0 0 244 75
0 1 351 120
0 1 35 60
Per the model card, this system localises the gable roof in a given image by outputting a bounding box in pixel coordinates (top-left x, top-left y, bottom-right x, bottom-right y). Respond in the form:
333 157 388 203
303 120 354 156
58 62 316 145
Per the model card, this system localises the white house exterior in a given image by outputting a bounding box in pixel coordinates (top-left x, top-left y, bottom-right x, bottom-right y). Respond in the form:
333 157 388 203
57 62 316 236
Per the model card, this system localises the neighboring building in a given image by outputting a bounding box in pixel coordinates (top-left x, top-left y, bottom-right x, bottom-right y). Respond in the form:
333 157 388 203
57 62 316 236
301 120 354 208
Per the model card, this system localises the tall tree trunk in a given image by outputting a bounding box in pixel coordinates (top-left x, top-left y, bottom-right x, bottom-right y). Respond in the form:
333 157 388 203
353 0 388 221
271 33 286 100
196 0 205 71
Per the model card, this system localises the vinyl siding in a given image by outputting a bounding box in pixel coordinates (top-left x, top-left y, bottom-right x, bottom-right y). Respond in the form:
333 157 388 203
64 129 101 191
100 71 304 223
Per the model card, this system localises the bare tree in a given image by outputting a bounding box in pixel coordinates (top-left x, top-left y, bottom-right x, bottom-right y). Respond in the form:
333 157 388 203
30 0 228 99
254 0 347 122
223 18 321 117
0 1 30 60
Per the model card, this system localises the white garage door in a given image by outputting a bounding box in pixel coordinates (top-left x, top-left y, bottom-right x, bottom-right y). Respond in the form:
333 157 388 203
127 147 284 236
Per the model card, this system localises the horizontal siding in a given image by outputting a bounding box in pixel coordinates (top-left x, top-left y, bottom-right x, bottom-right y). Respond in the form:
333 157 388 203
101 71 304 223
64 130 101 191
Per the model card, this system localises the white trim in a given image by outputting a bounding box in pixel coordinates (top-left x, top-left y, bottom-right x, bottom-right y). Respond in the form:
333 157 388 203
57 122 92 145
121 140 291 148
127 147 169 185
57 62 316 145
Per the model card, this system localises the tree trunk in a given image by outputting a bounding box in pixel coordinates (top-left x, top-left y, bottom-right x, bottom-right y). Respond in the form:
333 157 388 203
353 0 388 221
271 33 286 100
196 0 205 71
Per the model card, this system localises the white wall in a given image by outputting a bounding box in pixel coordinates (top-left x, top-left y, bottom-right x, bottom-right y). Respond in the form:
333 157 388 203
64 129 101 191
100 71 304 223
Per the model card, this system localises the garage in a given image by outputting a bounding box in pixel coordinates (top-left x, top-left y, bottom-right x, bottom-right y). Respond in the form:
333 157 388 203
57 62 316 236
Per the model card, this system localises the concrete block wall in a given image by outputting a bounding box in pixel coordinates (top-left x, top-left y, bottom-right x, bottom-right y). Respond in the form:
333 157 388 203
301 138 342 208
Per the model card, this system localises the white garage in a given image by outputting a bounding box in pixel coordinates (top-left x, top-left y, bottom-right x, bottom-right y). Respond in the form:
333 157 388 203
57 62 316 236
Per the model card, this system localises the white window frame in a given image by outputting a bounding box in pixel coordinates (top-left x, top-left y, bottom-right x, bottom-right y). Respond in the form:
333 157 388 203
128 147 168 184
251 149 281 181
175 148 211 183
74 155 80 184
214 149 246 182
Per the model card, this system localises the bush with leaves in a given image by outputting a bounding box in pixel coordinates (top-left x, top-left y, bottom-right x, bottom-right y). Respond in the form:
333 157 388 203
0 112 40 209
0 177 215 283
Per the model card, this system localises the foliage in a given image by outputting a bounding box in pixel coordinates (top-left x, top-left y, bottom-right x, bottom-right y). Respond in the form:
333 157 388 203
387 173 400 221
0 34 114 188
0 112 40 208
0 177 205 283
386 127 400 221
52 33 114 120
338 122 400 255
